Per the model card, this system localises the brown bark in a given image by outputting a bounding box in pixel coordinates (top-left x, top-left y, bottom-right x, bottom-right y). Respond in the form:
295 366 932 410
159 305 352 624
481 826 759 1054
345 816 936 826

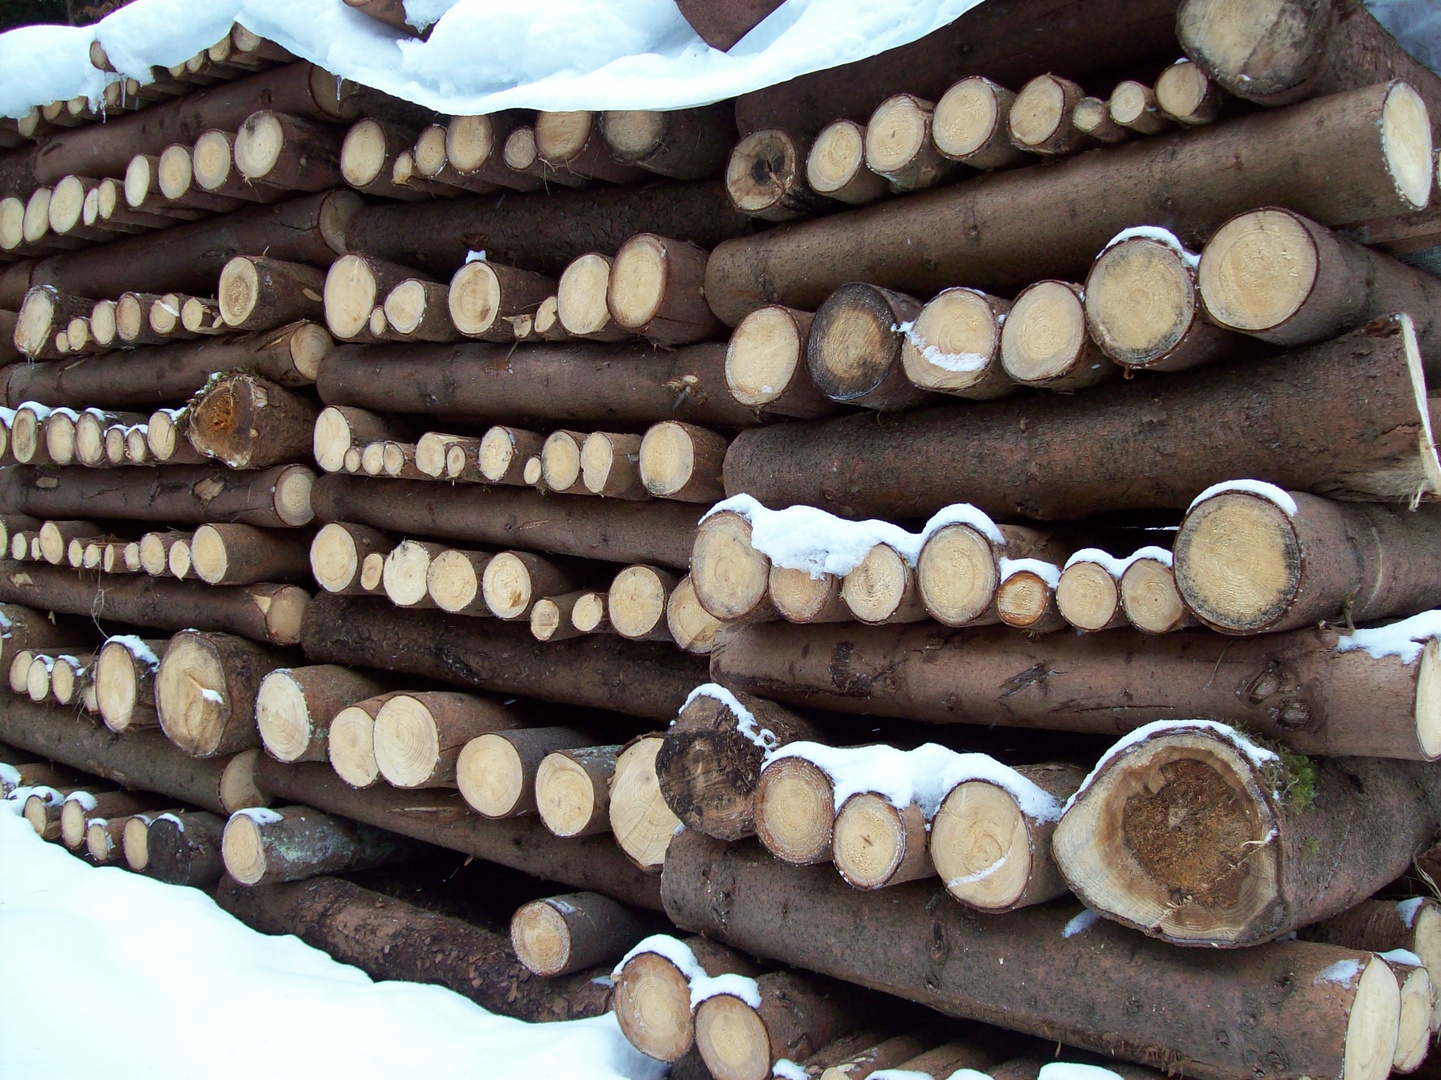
510 890 660 976
234 111 343 191
665 831 1400 1080
733 0 1179 137
599 105 736 180
1054 723 1441 946
217 874 616 1021
0 695 232 813
302 592 705 720
608 234 722 345
807 284 928 410
310 473 702 569
674 0 783 50
218 256 327 332
255 664 390 765
250 756 663 909
157 630 293 757
655 689 817 842
318 338 757 429
146 810 227 888
338 178 753 279
185 373 318 470
190 523 311 586
535 112 647 185
1175 489 1441 634
457 726 589 817
221 803 415 884
19 191 359 302
309 521 391 594
536 744 620 838
0 563 308 645
0 600 90 669
710 618 1441 761
707 83 1432 325
0 462 315 528
724 315 1439 520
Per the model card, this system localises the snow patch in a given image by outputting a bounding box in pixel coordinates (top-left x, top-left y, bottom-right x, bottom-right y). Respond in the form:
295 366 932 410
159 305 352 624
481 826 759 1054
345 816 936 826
869 1072 934 1080
1038 1065 1127 1080
999 558 1061 588
464 250 487 263
690 971 762 1010
1315 959 1362 988
0 763 19 792
106 634 160 670
1335 611 1441 665
1101 226 1200 269
156 812 185 831
1062 909 1100 939
200 687 226 705
1398 896 1427 928
1062 546 1173 577
65 791 98 812
1188 480 1298 517
614 934 703 981
772 1060 808 1080
1379 949 1424 967
684 683 778 752
236 807 283 825
897 319 989 373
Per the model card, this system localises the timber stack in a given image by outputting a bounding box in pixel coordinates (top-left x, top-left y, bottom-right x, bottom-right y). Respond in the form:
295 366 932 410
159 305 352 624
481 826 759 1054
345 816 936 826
6 1 1441 1078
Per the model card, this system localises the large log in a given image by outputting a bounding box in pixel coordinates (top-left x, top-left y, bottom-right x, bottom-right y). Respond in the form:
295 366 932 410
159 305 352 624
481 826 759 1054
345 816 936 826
301 592 706 722
310 474 701 569
0 563 309 646
248 755 663 909
186 373 318 470
721 315 1440 521
0 695 233 813
0 463 315 528
705 83 1435 325
662 831 1402 1080
215 874 614 1021
1053 722 1441 946
0 322 330 409
317 339 758 429
17 191 359 301
337 179 754 279
157 630 292 757
732 0 1178 136
710 618 1441 760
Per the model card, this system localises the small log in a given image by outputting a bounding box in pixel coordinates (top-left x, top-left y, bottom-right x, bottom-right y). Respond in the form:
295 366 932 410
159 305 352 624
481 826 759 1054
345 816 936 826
536 111 647 185
1175 488 1441 634
95 635 164 733
248 756 662 908
446 260 554 342
769 566 847 625
407 124 494 195
443 113 542 193
126 152 240 215
806 120 890 209
41 409 78 466
710 617 1441 761
9 403 53 465
1008 75 1091 156
309 521 390 595
1055 721 1441 946
339 118 428 198
639 421 728 502
530 592 587 642
1072 97 1130 144
114 290 169 345
181 297 227 336
580 431 647 499
383 278 458 342
139 531 187 577
23 652 56 702
865 94 956 191
691 509 778 623
414 432 478 480
500 125 589 189
425 548 494 616
608 234 722 345
148 292 198 340
379 538 443 608
482 550 580 620
216 873 613 1021
317 338 758 429
218 256 326 332
311 405 408 474
704 83 1432 325
1119 553 1197 635
607 565 678 642
899 287 1015 400
146 408 205 464
833 789 933 890
511 891 658 978
62 790 166 850
727 129 835 222
1155 59 1224 126
327 692 395 788
190 130 286 202
15 285 92 357
557 253 634 342
611 734 681 872
373 691 521 789
540 430 589 495
842 544 927 625
666 576 723 655
457 726 589 818
37 519 98 565
613 935 763 1062
536 744 619 838
1110 81 1174 135
255 664 389 765
999 280 1120 390
695 969 868 1080
233 111 343 192
189 524 310 587
1199 207 1441 360
324 252 432 342
1056 552 1130 632
1303 898 1441 1032
139 809 228 886
599 105 736 180
933 76 1026 170
806 283 927 410
930 761 1084 912
755 754 836 865
86 814 139 864
723 314 1439 521
156 630 292 757
478 425 544 485
918 522 1065 628
221 803 413 885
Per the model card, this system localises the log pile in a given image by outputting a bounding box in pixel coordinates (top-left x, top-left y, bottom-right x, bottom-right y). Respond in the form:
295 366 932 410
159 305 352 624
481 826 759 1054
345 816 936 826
6 4 1441 1078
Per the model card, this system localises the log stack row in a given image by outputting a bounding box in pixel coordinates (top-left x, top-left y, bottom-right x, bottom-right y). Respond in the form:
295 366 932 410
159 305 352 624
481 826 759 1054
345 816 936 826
6 2 1441 1079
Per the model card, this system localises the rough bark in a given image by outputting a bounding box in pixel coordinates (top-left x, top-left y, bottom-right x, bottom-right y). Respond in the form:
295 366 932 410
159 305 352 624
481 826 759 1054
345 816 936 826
663 831 1400 1080
185 373 318 470
656 689 819 842
706 83 1432 325
218 256 327 332
190 523 312 586
310 473 701 569
0 462 316 528
673 0 783 50
599 105 736 180
145 810 227 888
337 178 753 279
249 756 663 910
709 619 1441 761
218 874 616 1020
0 563 309 646
221 803 415 884
301 592 706 722
234 111 343 192
0 600 91 669
0 695 231 812
721 315 1439 521
732 0 1179 136
317 339 758 429
1053 723 1441 946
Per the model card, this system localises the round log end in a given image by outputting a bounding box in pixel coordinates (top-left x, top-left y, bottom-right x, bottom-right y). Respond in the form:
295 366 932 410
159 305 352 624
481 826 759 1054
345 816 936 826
234 111 284 180
610 233 668 330
155 632 230 757
541 430 583 492
510 899 573 976
536 751 601 837
123 154 152 208
557 253 614 337
189 524 228 584
727 129 802 215
692 512 771 622
806 283 906 403
1347 958 1403 1080
255 669 312 764
324 253 379 340
614 950 696 1061
930 780 1033 910
639 421 698 498
220 749 268 813
601 110 664 162
1155 60 1212 123
310 522 361 593
478 426 519 482
59 797 88 848
22 793 50 836
217 256 259 328
726 306 805 408
15 286 55 356
221 812 268 884
89 640 139 729
755 756 834 865
833 792 910 889
695 993 769 1080
373 694 441 788
667 576 721 655
192 129 234 191
841 544 910 624
85 820 113 862
457 732 524 817
900 287 1002 394
290 323 331 381
427 549 483 613
609 565 670 640
123 815 150 870
1085 237 1197 366
1383 84 1433 212
934 76 1005 160
1008 74 1067 150
1120 558 1189 635
1197 208 1318 335
530 598 563 641
807 119 868 197
535 110 592 165
1395 965 1431 1071
446 114 494 173
917 524 997 626
273 465 315 526
448 261 501 336
610 736 678 871
1055 562 1121 632
330 705 381 788
383 540 435 607
340 117 387 188
1174 490 1299 634
482 551 536 620
383 279 429 335
865 93 930 174
1000 280 1088 384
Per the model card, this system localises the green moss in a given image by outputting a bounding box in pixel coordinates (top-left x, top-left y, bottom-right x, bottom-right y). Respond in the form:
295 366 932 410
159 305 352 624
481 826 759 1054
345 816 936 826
1301 836 1322 861
1275 749 1317 811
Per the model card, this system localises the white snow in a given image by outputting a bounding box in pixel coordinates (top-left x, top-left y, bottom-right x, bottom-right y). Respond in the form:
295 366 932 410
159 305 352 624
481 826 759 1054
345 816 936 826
1038 1065 1126 1080
0 762 19 794
1066 720 1281 814
199 687 226 705
689 970 763 1010
614 933 704 981
17 402 53 421
946 1071 997 1080
64 790 98 812
1100 226 1200 269
1061 909 1100 939
869 1072 933 1080
1379 949 1424 967
1315 959 1362 988
156 811 185 830
897 318 989 374
772 1061 808 1080
764 741 1063 823
1335 611 1441 664
706 494 1002 578
0 0 1017 120
236 806 283 825
106 634 160 670
999 558 1061 588
683 683 778 752
1398 896 1427 928
0 804 663 1080
1062 546 1173 577
1188 480 1298 517
465 250 487 263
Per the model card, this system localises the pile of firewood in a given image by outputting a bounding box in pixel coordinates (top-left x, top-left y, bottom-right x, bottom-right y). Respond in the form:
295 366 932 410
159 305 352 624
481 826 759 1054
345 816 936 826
6 0 1441 1078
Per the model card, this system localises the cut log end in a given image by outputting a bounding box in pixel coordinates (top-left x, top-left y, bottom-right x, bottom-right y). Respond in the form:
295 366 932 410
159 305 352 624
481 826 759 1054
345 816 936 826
833 792 925 889
310 522 362 593
768 566 843 624
329 704 380 788
216 256 261 327
1395 965 1432 1071
220 749 268 813
1197 208 1319 334
95 639 151 733
609 565 672 640
806 120 885 204
122 815 150 870
842 544 915 625
609 233 669 329
233 111 286 181
482 552 538 620
324 254 381 340
155 633 230 757
930 781 1033 910
535 752 604 838
726 305 807 408
727 129 806 217
917 524 998 626
1381 84 1432 213
339 118 389 188
255 670 312 764
692 512 772 622
1155 59 1217 125
1056 562 1122 632
1173 491 1300 634
807 283 913 406
373 694 444 789
755 755 834 865
426 549 486 614
933 76 1017 167
383 540 437 608
1120 558 1191 635
695 993 770 1080
1418 640 1441 761
557 253 617 338
457 732 524 817
1000 281 1092 384
510 898 573 976
900 287 1005 395
615 950 695 1061
639 421 717 500
1086 237 1198 366
1008 74 1079 153
220 812 268 884
448 261 501 336
610 736 678 872
666 576 721 655
541 430 584 493
1349 960 1404 1080
866 93 944 186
